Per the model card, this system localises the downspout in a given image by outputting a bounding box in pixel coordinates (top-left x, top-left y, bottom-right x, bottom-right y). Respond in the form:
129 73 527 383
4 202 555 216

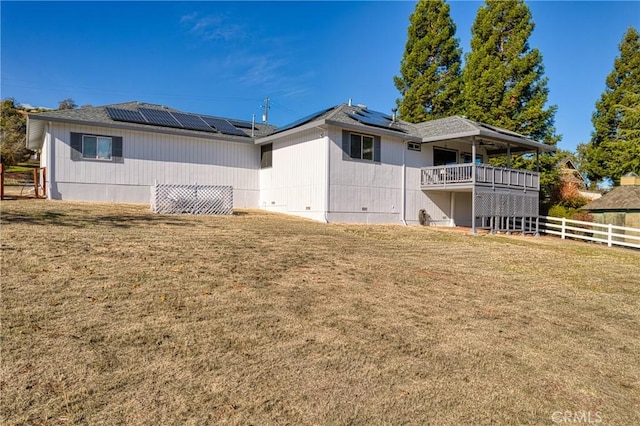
46 122 53 199
323 130 331 223
401 140 407 225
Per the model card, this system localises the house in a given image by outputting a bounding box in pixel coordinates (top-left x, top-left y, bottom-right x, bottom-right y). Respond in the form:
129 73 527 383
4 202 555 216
26 101 555 232
582 173 640 229
556 157 601 201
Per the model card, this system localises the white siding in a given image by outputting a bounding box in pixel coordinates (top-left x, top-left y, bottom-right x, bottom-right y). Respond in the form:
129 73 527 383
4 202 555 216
47 123 259 206
326 125 447 225
259 129 327 221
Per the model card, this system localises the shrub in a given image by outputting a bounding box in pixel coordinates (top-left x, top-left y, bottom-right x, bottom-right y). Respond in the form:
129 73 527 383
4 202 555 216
548 204 571 218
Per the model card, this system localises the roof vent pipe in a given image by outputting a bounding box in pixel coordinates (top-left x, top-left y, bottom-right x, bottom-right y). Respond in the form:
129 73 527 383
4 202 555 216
392 108 397 123
348 98 352 107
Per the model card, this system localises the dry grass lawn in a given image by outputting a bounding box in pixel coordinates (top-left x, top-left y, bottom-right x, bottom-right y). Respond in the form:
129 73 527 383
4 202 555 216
1 200 639 425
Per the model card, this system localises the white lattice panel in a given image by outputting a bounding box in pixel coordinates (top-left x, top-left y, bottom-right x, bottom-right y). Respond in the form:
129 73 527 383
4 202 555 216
475 190 539 217
151 184 233 215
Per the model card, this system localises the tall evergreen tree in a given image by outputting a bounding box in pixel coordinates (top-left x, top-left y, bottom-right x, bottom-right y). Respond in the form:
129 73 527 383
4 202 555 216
394 0 462 122
579 27 640 186
462 0 558 145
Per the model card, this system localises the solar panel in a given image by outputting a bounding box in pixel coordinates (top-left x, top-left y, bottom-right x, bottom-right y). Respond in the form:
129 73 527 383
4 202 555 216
200 116 248 137
106 107 148 124
171 112 215 132
227 118 254 129
139 108 183 128
347 109 406 133
273 107 334 134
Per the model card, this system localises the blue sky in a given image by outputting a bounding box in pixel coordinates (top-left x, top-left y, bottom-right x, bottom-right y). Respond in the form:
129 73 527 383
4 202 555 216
1 1 638 153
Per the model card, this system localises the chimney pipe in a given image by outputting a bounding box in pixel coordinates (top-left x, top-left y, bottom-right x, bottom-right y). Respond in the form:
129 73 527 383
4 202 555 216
391 108 397 122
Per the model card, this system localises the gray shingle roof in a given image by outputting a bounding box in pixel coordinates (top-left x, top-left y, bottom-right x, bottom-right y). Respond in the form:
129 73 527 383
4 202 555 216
582 186 640 211
413 115 555 153
28 101 277 140
27 101 555 155
415 116 479 138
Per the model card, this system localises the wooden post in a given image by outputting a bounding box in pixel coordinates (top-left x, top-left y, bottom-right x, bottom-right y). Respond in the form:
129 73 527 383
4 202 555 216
0 163 4 200
33 168 38 198
42 167 47 198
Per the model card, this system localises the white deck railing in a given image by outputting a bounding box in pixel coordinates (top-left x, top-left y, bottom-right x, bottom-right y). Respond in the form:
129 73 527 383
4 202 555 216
539 216 640 249
421 164 540 190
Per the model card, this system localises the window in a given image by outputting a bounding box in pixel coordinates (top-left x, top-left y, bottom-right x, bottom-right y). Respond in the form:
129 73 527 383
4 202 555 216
408 142 421 151
341 130 380 162
70 132 123 162
83 135 112 160
350 133 375 161
433 148 458 166
261 143 272 168
462 152 483 164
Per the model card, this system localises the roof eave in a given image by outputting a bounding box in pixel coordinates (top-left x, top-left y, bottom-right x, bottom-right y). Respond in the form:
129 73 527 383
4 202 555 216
478 129 556 153
255 118 328 143
26 116 46 151
420 128 555 153
420 130 479 144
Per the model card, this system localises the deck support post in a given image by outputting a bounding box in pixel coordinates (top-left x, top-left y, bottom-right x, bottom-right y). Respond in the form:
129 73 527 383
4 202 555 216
471 137 477 235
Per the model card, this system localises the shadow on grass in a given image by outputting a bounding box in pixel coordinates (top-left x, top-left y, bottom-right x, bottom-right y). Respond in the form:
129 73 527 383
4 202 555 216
1 209 194 229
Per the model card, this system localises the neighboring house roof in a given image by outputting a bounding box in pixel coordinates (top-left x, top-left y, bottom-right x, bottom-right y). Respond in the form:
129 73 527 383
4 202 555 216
414 116 556 154
557 157 589 188
27 102 277 150
582 186 640 211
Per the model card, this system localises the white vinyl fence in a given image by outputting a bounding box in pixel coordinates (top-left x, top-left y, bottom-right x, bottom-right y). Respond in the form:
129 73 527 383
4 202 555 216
539 216 640 249
151 184 233 215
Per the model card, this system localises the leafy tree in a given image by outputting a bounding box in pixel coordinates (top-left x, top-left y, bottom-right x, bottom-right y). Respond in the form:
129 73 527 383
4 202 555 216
462 0 559 146
580 27 640 185
58 98 78 110
394 0 463 121
0 98 29 166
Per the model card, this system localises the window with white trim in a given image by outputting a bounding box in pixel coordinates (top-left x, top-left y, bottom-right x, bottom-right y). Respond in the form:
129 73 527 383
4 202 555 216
408 142 421 151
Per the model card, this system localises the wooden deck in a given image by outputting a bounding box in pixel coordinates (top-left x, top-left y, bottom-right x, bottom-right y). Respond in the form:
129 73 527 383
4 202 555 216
420 164 540 191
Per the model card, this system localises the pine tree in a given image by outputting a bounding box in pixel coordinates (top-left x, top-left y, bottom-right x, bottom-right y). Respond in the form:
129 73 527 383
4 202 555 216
579 27 640 185
394 0 462 122
462 0 558 145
